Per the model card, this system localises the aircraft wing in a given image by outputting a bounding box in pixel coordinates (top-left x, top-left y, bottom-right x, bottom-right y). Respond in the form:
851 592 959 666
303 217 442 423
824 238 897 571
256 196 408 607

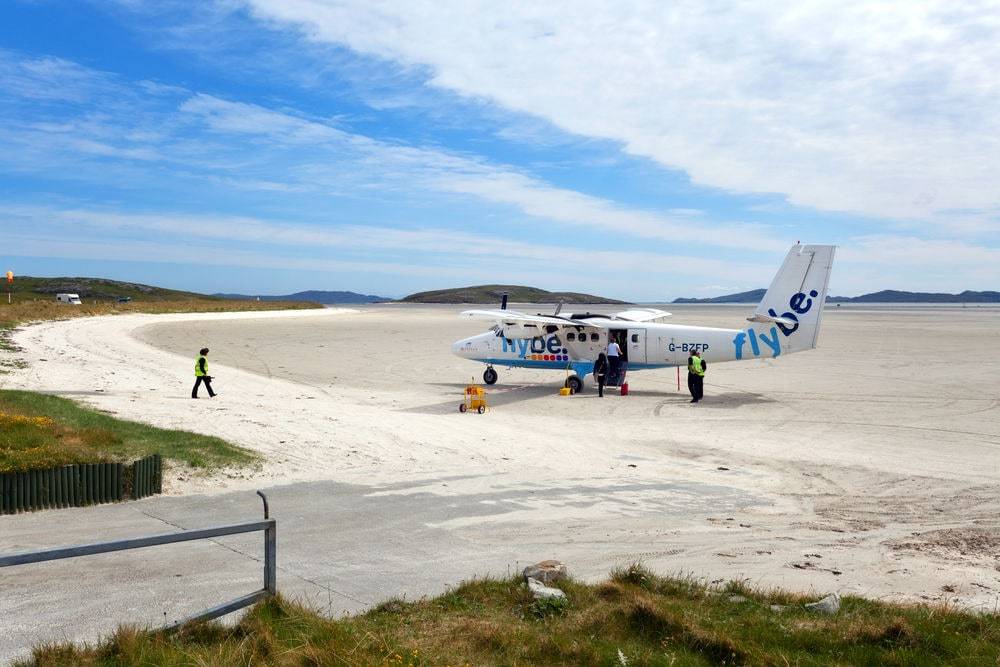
460 309 582 327
610 308 671 322
463 309 676 332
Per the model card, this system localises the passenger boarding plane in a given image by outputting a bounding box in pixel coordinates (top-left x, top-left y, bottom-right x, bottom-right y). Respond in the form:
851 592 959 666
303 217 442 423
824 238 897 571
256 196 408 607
452 243 836 392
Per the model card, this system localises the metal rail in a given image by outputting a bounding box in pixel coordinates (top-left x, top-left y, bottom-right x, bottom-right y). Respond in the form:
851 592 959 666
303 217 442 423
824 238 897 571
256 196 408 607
0 492 276 628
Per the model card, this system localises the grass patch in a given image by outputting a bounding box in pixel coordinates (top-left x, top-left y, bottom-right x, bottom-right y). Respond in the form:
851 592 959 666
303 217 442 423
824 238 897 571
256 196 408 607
0 390 257 473
22 566 1000 666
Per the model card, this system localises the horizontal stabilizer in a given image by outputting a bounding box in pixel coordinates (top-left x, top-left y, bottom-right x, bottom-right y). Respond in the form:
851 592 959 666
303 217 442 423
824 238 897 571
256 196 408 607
746 313 797 327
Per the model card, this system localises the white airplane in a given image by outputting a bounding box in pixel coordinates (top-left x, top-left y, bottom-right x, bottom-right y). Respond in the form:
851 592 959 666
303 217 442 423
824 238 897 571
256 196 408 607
452 243 836 392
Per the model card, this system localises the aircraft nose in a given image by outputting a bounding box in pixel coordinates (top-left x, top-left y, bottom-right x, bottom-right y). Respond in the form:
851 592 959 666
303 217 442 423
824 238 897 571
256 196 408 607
452 337 471 357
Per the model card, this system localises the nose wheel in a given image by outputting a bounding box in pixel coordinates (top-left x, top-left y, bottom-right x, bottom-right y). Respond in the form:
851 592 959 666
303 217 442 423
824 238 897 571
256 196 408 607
565 374 584 394
483 367 498 385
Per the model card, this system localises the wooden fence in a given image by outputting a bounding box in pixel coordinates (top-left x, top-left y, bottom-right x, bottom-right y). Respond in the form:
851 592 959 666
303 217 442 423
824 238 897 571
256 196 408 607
0 454 162 514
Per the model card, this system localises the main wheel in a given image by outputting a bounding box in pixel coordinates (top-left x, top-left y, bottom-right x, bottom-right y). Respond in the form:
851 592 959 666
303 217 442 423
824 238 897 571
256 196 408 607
483 367 498 385
565 375 584 394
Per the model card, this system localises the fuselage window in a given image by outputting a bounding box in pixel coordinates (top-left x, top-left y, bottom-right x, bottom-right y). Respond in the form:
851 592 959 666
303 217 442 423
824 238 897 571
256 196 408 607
590 333 600 342
567 332 576 341
631 334 639 343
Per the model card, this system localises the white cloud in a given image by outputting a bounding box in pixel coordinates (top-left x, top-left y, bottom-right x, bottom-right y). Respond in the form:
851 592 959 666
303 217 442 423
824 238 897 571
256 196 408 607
1 205 771 284
177 94 781 250
0 49 116 102
242 1 1000 229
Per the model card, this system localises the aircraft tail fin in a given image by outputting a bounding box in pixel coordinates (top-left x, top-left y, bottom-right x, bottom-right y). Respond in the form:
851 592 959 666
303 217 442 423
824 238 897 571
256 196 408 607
750 244 836 352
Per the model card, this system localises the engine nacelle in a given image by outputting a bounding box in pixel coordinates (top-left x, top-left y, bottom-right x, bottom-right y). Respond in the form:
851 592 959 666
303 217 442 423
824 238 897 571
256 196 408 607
499 322 545 339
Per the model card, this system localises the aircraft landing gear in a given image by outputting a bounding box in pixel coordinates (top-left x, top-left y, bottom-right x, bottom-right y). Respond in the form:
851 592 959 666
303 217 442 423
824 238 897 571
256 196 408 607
483 366 498 385
565 374 584 394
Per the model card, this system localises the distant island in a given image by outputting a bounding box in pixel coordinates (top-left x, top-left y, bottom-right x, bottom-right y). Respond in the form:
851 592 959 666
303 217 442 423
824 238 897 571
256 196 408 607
826 289 1000 303
673 289 1000 304
672 289 765 304
214 290 389 304
401 284 627 304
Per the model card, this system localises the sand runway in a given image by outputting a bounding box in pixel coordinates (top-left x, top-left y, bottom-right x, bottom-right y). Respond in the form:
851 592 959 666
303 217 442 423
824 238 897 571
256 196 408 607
2 304 999 658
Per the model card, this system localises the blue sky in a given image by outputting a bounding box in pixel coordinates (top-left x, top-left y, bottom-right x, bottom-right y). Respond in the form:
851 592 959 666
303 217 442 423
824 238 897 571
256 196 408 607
2 1 998 300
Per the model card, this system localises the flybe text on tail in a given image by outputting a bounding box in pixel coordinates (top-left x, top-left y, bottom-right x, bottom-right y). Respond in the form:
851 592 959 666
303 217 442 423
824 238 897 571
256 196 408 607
733 290 819 359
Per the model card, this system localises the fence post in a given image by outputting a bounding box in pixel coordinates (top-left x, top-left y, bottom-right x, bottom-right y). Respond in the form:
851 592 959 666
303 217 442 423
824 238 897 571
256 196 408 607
153 454 162 494
264 522 277 595
73 464 82 506
1 473 9 514
17 471 26 511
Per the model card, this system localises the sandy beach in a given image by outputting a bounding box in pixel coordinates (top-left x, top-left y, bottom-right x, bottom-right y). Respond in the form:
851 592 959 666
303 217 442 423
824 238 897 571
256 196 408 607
2 303 1000 658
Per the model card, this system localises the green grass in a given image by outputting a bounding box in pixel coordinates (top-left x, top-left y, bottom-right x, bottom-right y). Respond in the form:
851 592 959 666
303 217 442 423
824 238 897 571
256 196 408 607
0 390 258 473
22 566 1000 666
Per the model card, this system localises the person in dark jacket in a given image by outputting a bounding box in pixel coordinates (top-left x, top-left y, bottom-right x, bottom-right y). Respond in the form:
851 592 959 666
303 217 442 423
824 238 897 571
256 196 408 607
593 352 609 397
192 347 216 398
687 349 706 403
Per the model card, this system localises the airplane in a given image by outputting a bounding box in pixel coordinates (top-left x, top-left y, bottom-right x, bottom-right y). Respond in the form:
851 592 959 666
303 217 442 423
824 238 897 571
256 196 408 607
451 243 836 393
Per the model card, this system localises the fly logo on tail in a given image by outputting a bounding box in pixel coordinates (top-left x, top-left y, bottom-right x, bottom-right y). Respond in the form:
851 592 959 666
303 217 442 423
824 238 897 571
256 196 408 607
733 289 819 359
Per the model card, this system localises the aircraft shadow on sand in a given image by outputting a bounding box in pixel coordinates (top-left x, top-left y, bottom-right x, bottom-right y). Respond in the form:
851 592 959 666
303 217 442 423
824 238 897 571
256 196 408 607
407 382 556 414
407 383 776 415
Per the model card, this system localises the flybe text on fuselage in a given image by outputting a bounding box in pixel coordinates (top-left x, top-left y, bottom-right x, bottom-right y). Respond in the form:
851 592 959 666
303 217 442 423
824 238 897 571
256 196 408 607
500 335 570 362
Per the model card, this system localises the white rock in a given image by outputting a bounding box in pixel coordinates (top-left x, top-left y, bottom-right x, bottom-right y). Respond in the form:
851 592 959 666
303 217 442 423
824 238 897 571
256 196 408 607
527 576 566 600
523 560 568 585
804 593 841 614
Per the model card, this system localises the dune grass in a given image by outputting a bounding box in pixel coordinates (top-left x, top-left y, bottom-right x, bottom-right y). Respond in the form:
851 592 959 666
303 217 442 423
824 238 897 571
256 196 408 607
23 565 1000 666
0 390 258 473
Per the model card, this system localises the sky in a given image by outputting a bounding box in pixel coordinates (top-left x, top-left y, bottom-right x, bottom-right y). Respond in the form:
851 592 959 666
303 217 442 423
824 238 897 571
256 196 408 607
1 1 998 300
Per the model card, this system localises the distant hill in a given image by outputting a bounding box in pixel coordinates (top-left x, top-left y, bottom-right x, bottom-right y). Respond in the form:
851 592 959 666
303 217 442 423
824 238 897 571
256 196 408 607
673 288 1000 304
672 289 765 304
827 290 1000 303
11 276 206 302
214 290 388 304
401 284 627 304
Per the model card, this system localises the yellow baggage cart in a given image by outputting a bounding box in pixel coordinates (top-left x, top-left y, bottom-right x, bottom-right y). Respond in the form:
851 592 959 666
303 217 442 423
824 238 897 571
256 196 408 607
459 384 488 413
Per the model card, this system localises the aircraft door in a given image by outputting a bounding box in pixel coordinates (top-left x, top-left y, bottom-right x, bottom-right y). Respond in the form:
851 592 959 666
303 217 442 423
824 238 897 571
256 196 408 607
627 329 647 365
656 335 679 366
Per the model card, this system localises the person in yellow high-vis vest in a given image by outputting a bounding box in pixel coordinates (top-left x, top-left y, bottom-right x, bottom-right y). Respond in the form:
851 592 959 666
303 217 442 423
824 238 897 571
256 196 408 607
687 349 706 403
192 347 216 398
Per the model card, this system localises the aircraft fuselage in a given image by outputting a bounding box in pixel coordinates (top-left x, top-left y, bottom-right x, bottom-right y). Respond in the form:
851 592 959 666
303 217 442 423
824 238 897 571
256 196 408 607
452 320 787 377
